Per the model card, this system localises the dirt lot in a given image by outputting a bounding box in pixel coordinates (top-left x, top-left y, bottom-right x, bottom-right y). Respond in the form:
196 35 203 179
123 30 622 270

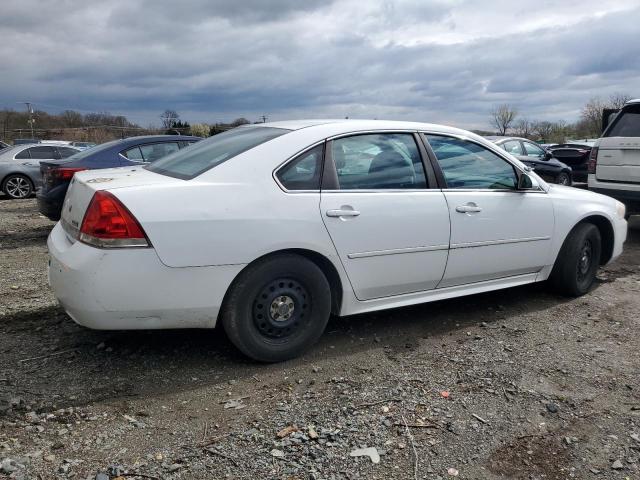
1 197 639 480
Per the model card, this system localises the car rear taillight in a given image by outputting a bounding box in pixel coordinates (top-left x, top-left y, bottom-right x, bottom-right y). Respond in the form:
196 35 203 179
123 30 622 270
79 191 149 248
52 167 87 181
587 147 599 174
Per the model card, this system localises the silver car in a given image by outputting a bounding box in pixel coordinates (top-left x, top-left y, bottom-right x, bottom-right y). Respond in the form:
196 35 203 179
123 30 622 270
0 144 79 199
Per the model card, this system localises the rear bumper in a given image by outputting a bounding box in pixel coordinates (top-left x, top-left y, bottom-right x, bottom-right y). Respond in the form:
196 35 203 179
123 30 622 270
36 183 70 220
37 194 62 220
47 222 245 330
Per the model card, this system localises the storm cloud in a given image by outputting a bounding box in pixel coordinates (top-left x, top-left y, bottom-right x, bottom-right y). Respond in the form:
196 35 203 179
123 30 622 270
0 0 638 128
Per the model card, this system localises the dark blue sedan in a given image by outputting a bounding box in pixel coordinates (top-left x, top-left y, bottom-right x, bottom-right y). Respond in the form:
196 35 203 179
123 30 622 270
37 135 200 220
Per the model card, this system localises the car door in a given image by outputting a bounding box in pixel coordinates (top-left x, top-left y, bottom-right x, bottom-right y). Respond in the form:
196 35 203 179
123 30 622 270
319 132 450 300
424 134 554 288
13 146 56 188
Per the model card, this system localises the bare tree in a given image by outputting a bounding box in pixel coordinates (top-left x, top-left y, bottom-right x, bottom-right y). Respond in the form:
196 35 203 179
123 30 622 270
60 110 83 128
580 98 607 137
490 104 517 135
609 92 632 109
160 110 180 129
513 118 532 138
532 121 554 142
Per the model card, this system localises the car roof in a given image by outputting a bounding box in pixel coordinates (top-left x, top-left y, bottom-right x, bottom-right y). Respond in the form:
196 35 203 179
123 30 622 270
485 136 534 143
115 135 201 144
625 99 640 105
253 119 484 140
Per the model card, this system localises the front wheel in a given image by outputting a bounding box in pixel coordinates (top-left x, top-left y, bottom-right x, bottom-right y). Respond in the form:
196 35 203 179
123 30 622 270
2 174 33 199
555 172 571 186
221 254 331 362
549 223 601 296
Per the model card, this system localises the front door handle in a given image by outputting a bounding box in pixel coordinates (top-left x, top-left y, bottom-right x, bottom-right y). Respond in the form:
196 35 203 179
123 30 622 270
326 209 361 218
455 203 482 213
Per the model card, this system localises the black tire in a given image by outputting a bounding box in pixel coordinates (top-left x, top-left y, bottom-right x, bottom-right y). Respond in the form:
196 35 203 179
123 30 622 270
2 174 33 199
549 223 601 297
555 172 571 186
221 254 331 362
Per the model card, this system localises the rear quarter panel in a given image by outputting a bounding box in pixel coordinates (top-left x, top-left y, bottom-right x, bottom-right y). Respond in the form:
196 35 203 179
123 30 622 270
111 132 342 269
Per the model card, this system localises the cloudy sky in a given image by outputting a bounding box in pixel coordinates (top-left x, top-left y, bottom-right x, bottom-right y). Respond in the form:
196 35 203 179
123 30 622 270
1 0 638 129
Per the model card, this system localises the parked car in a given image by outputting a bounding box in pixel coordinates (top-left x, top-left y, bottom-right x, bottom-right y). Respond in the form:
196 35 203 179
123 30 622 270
70 141 96 150
37 135 200 220
0 141 10 151
546 142 593 183
47 120 627 362
588 99 640 217
0 144 80 199
487 136 573 185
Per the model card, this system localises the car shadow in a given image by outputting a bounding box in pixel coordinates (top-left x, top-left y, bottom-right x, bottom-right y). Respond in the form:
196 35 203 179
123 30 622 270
0 284 584 413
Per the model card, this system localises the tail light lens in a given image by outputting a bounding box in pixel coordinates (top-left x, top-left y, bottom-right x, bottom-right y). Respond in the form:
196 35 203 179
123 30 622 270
51 167 87 181
79 191 149 248
587 147 599 174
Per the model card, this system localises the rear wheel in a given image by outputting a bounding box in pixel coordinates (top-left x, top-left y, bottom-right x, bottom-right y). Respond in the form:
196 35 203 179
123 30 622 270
221 254 331 362
555 172 571 186
549 223 601 296
2 174 33 199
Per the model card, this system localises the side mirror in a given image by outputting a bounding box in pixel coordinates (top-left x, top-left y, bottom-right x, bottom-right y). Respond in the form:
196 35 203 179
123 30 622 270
517 172 539 190
544 151 552 160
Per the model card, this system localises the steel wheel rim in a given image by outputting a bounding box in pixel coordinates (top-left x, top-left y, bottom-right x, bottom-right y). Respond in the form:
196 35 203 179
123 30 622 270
559 174 570 185
252 278 310 340
577 239 592 282
6 177 30 198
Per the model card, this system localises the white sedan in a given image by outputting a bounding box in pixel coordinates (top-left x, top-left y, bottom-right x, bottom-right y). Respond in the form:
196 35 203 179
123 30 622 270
48 120 627 361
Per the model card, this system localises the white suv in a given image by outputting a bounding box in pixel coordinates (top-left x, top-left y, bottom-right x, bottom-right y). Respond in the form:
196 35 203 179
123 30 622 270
588 99 640 218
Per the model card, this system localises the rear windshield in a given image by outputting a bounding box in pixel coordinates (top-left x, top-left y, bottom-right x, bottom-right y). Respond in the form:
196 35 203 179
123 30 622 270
604 104 640 137
146 126 290 179
62 139 121 161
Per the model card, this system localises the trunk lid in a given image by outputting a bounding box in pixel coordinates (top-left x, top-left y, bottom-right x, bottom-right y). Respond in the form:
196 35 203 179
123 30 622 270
595 136 640 183
60 166 178 242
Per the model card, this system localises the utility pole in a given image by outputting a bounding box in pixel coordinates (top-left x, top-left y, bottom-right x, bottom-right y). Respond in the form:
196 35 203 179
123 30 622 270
19 102 36 138
260 115 268 123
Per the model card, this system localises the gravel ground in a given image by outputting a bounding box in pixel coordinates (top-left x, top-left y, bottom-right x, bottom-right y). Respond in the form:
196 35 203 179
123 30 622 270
1 197 639 480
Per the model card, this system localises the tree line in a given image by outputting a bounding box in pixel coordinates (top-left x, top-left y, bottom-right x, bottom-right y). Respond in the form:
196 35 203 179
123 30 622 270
488 93 632 143
0 107 258 144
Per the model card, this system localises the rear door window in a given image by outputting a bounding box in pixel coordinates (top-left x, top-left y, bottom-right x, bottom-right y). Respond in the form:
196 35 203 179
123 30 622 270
330 133 427 190
139 142 180 162
605 104 640 137
502 140 523 155
27 146 56 159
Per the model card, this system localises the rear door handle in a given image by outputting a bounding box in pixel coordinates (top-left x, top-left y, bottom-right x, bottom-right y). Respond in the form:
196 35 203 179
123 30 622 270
455 203 482 213
326 209 360 217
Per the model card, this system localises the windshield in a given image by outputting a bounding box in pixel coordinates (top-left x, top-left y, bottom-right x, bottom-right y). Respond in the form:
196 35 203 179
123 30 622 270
146 126 290 179
604 104 640 137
